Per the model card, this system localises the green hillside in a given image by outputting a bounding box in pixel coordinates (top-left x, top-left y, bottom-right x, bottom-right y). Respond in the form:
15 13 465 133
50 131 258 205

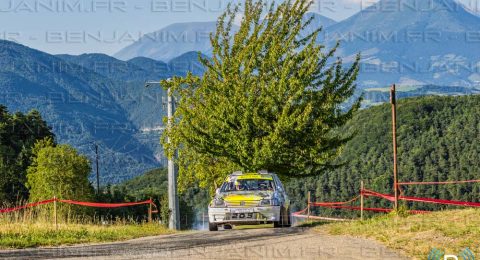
0 40 160 184
113 168 168 199
287 94 480 214
0 40 209 185
56 53 171 128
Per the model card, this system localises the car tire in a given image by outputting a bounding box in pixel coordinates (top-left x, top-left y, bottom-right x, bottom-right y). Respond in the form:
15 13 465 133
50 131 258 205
274 207 284 228
209 222 218 231
284 207 292 227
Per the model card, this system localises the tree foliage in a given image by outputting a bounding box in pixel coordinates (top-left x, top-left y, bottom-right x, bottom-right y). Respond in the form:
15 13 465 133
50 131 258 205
162 0 361 191
26 143 93 202
0 106 55 204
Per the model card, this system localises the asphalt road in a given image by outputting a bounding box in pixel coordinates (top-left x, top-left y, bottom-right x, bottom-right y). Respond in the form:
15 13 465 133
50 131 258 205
0 227 408 260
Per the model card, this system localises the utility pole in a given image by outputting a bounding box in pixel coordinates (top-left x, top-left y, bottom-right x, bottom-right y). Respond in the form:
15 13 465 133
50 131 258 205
145 80 180 230
390 84 399 211
95 143 100 194
167 86 180 230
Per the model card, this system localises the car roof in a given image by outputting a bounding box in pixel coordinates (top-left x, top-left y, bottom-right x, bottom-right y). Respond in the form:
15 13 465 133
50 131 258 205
226 172 274 181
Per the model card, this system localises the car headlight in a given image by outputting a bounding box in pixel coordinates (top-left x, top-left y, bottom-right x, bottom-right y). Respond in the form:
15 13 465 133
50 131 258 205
270 198 280 206
211 199 226 207
259 198 280 206
260 199 270 206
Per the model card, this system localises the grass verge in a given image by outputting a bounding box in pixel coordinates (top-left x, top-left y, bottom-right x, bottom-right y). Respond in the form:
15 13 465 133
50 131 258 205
0 222 174 249
320 208 480 259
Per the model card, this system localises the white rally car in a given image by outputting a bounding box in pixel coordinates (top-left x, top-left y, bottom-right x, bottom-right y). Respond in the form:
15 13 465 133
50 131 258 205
208 171 291 231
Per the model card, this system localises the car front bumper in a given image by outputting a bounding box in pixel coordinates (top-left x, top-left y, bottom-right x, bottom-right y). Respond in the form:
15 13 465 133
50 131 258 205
208 206 281 225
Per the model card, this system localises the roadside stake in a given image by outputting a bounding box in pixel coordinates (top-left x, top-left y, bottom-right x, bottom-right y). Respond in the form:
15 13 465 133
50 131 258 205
148 198 153 223
307 191 311 223
54 196 58 231
390 84 399 211
360 181 364 221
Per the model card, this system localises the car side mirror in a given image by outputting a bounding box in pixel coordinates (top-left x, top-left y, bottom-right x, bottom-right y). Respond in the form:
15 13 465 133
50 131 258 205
215 188 220 195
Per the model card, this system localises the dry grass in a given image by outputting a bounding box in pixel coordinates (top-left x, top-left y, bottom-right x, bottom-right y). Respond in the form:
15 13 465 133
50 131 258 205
0 207 174 249
321 208 480 259
0 222 174 249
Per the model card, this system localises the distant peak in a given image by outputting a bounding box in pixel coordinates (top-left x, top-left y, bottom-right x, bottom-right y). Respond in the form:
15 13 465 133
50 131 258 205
78 53 111 58
370 0 467 12
128 56 167 65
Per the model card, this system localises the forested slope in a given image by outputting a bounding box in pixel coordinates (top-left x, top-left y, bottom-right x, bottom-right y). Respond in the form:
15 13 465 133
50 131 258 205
287 95 480 214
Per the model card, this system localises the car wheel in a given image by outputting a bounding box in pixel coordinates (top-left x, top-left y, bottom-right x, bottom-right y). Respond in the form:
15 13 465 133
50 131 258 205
284 207 292 227
274 207 284 228
209 222 218 231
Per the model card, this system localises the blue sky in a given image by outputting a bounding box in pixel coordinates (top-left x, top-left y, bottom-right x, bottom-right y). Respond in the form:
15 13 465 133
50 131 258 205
0 0 478 55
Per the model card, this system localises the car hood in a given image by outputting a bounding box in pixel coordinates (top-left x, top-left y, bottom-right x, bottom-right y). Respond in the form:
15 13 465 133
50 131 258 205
218 191 274 202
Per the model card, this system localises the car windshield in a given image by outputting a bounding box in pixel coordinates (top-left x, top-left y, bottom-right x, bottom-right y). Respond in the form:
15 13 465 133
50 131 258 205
222 179 274 192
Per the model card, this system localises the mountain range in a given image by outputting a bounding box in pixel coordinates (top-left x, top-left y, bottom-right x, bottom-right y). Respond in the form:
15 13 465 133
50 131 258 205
324 0 480 87
114 21 218 62
113 12 336 62
115 0 480 88
1 0 480 184
0 40 208 184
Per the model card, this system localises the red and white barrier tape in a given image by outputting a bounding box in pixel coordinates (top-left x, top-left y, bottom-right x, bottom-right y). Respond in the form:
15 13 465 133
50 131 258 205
0 198 155 214
0 199 56 214
318 205 430 214
294 215 351 221
59 199 153 208
362 189 480 207
292 207 308 216
310 195 360 207
399 179 480 185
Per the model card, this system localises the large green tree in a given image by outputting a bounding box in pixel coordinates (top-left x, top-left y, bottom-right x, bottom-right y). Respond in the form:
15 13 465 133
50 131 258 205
162 0 361 190
26 142 93 202
0 106 55 204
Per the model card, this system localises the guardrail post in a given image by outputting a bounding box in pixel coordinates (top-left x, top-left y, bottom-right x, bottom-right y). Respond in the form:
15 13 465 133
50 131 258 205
360 181 364 221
